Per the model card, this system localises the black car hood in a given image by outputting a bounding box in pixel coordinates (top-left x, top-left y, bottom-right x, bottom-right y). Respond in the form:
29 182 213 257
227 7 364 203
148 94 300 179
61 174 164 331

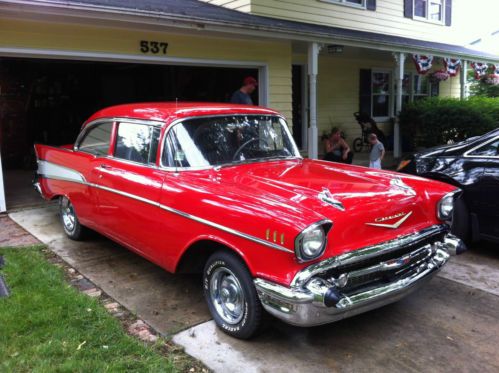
415 137 481 158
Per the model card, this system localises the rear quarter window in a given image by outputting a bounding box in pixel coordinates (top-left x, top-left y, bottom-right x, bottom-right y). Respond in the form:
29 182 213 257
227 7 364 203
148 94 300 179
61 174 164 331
78 122 113 156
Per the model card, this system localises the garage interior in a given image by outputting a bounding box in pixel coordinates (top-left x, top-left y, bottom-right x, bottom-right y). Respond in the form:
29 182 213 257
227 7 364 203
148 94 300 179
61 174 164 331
0 57 259 210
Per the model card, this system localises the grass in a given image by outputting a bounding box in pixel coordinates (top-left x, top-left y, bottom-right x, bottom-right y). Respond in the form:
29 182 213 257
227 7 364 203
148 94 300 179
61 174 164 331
0 246 191 372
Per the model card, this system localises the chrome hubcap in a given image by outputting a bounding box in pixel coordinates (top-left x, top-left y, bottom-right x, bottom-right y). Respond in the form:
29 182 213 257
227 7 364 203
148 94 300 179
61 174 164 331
61 198 76 232
209 267 245 324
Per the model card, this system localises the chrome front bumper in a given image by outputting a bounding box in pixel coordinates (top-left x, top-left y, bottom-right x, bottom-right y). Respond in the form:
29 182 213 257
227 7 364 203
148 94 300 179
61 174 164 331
254 225 464 327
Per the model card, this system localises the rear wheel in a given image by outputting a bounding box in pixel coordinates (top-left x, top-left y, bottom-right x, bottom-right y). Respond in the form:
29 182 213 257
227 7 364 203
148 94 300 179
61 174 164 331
451 197 470 243
203 251 264 339
59 196 86 240
353 138 363 153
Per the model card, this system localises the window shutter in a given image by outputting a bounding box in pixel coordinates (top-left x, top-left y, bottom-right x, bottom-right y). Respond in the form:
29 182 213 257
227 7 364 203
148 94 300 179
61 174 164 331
366 0 376 11
404 0 413 18
359 69 372 116
445 0 452 26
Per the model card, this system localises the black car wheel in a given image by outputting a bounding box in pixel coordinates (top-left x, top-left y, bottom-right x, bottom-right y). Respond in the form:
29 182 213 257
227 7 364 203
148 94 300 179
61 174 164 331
59 196 86 240
451 197 470 243
203 251 264 339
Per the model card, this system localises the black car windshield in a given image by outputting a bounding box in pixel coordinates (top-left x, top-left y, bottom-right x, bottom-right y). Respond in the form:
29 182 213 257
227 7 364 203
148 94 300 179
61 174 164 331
162 115 300 168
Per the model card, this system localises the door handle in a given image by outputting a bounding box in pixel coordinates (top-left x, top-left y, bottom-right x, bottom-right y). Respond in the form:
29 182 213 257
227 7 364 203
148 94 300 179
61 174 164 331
100 164 111 169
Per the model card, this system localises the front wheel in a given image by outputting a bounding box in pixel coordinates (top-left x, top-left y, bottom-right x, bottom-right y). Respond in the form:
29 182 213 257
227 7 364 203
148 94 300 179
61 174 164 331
203 251 264 339
59 196 86 240
353 138 363 153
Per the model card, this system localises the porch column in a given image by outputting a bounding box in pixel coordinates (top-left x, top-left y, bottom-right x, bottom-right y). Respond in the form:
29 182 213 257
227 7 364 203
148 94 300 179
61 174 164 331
460 60 468 99
307 42 320 159
393 52 406 159
0 150 6 212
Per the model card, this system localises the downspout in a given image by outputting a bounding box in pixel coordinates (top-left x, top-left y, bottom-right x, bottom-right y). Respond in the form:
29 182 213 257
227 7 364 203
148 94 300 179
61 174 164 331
308 42 320 159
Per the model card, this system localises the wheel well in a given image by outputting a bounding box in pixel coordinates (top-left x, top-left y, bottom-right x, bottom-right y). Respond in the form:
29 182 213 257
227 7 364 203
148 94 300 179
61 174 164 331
175 240 242 274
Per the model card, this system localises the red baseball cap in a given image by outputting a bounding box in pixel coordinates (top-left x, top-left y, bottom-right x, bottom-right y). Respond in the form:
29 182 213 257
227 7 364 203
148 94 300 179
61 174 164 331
243 76 258 86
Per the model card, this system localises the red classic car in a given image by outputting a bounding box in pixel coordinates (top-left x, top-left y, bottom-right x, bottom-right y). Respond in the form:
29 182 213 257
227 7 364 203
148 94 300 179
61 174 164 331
34 103 465 339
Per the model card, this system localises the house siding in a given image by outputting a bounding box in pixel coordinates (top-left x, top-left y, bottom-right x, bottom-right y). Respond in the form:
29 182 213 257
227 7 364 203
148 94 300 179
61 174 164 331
0 18 292 124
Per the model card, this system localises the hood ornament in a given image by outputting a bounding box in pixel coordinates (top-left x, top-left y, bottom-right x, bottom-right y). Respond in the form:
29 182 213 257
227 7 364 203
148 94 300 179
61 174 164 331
318 188 345 211
366 211 413 229
390 177 416 196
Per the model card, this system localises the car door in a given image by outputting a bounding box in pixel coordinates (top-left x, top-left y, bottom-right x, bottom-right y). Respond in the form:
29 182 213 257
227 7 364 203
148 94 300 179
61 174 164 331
72 121 115 228
465 136 499 240
92 120 166 260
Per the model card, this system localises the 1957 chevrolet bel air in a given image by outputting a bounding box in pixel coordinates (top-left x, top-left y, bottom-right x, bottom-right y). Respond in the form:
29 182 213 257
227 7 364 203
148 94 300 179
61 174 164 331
34 103 466 339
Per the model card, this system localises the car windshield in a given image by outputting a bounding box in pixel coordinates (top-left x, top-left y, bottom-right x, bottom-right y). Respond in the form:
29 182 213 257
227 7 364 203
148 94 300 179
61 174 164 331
163 115 300 168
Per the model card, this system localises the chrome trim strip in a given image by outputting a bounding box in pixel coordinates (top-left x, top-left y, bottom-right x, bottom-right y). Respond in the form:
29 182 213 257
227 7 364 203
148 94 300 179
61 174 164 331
37 160 87 184
291 224 448 288
37 160 293 254
462 135 499 159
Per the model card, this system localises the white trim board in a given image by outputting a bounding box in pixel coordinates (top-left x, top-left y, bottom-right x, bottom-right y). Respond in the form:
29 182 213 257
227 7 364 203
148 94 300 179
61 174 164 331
0 149 5 212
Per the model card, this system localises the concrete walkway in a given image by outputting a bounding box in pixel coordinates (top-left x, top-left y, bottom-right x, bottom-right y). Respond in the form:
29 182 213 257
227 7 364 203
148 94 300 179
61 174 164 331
8 206 499 373
9 206 210 335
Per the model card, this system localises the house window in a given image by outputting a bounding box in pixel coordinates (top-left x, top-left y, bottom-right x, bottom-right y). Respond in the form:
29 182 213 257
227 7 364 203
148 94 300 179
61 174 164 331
372 71 391 118
393 73 432 114
322 0 366 8
414 0 444 22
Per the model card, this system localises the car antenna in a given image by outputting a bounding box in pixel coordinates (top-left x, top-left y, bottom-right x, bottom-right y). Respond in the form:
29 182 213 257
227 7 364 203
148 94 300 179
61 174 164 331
175 97 178 109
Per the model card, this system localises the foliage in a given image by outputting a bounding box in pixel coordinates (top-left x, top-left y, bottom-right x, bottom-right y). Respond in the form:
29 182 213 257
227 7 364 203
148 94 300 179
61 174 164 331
468 68 499 98
399 97 499 148
0 247 181 372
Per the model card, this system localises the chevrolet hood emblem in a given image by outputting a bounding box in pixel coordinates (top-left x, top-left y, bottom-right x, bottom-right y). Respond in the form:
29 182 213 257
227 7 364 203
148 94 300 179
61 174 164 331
365 211 413 229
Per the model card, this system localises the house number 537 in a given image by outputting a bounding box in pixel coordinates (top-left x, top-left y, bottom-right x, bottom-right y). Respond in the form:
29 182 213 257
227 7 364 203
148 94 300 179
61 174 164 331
140 40 169 55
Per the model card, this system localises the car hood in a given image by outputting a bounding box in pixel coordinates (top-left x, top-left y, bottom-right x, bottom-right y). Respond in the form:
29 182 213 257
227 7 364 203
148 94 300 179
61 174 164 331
217 159 453 257
414 137 480 158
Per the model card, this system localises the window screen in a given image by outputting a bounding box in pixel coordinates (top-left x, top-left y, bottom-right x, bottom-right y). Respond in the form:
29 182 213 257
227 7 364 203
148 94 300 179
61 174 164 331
78 122 113 156
114 122 161 165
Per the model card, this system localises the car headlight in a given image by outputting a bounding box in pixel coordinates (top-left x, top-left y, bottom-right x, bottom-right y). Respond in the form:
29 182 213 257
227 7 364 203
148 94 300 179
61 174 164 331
437 190 461 221
295 220 332 262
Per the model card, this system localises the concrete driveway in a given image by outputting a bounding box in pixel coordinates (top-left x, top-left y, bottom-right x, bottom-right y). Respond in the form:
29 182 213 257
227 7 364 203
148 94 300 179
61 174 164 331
9 206 499 373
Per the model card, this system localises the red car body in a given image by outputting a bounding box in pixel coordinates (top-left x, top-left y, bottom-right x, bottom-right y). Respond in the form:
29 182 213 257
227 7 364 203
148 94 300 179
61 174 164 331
34 103 464 338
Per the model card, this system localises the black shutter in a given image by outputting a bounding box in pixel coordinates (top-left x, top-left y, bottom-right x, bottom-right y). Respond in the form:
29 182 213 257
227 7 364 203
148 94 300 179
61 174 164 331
359 69 372 116
404 0 413 18
366 0 376 11
445 0 452 26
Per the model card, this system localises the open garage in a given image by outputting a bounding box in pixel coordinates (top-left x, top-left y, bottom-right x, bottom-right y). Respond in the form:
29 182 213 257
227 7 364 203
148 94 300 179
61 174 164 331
0 56 259 210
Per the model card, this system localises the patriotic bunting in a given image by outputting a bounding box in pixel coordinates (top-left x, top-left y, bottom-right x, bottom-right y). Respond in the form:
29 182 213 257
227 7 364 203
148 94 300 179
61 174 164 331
443 58 462 77
412 54 434 75
471 62 489 80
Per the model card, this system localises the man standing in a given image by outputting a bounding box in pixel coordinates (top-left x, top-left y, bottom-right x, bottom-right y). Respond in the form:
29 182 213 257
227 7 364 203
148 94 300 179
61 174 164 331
230 76 258 105
369 133 385 169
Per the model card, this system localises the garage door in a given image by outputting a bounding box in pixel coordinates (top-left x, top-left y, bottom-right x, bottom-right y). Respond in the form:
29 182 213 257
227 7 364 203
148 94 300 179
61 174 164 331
0 57 260 211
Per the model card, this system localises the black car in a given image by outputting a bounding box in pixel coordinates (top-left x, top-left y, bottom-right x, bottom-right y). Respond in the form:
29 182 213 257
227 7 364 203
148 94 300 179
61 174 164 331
397 128 499 243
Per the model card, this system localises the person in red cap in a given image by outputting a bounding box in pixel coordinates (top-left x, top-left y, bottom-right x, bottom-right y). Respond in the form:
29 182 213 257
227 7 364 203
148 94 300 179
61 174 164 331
230 76 258 105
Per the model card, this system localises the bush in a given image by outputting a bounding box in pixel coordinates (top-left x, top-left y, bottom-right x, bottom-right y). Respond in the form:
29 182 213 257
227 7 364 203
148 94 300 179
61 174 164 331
399 97 499 149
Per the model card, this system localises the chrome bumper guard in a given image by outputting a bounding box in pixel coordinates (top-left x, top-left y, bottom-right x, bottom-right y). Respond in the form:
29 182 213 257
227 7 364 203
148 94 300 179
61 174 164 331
254 225 463 327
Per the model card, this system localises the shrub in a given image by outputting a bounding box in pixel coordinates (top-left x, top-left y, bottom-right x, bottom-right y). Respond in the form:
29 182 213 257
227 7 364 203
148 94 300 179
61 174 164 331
399 97 499 149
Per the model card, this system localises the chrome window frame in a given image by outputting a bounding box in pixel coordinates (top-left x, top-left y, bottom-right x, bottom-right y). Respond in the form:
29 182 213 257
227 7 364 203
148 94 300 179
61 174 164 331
463 136 499 159
74 117 165 169
158 114 302 172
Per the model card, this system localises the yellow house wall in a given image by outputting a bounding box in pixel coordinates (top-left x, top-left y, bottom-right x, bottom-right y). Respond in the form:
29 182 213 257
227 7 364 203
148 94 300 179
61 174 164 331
209 0 492 47
0 18 292 122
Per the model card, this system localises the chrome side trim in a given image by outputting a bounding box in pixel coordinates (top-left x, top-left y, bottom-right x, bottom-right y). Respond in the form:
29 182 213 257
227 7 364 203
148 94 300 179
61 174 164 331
37 160 293 254
291 224 448 288
37 160 87 184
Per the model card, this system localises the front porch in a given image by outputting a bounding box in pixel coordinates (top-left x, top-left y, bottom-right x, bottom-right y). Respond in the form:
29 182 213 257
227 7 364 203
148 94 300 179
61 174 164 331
290 42 471 163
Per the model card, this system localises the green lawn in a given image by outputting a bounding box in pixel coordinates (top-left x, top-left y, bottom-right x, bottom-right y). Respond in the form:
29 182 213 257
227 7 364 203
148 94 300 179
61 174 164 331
0 247 191 372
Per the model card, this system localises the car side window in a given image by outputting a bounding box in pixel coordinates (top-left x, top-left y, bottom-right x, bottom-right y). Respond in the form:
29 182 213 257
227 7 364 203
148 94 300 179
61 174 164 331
469 138 499 157
114 122 161 165
78 122 113 156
